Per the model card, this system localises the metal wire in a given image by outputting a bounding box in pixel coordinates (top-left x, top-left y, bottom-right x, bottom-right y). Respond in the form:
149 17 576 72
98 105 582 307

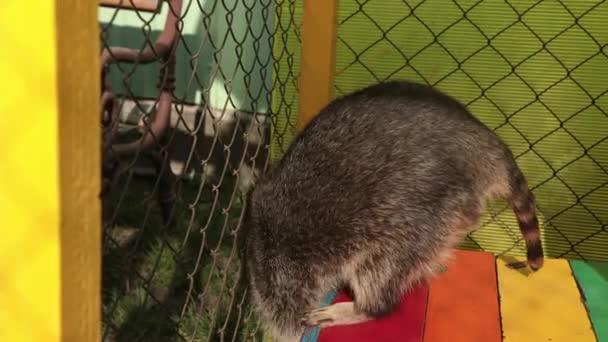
99 0 607 341
336 0 608 260
99 0 300 340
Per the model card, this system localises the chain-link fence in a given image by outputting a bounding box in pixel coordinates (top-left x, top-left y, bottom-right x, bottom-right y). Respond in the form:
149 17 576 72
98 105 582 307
336 0 608 261
99 0 301 340
99 0 607 340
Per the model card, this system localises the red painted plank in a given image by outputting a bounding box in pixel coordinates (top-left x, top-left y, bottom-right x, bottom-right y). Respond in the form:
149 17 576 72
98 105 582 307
317 284 429 342
424 249 501 342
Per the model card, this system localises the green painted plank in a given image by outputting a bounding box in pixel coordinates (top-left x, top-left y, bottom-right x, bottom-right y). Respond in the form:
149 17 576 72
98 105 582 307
571 260 608 341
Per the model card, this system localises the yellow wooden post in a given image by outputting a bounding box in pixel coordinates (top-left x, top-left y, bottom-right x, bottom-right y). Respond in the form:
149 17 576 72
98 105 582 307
296 0 339 131
0 1 100 341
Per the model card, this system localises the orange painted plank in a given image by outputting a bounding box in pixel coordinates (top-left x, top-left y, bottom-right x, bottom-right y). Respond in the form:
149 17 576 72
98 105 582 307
297 0 338 130
424 250 501 342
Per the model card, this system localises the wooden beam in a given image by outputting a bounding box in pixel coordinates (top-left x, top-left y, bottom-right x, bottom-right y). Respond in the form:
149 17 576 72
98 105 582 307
296 0 339 131
57 1 102 340
0 1 101 341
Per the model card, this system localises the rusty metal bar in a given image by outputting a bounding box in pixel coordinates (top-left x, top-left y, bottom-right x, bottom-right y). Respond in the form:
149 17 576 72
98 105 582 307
100 0 182 228
99 0 160 12
100 0 182 157
110 55 176 157
101 89 119 154
100 0 182 69
101 90 114 123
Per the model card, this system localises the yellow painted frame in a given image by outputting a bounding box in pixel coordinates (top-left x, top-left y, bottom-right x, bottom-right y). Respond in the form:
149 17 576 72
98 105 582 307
296 0 339 131
0 1 101 341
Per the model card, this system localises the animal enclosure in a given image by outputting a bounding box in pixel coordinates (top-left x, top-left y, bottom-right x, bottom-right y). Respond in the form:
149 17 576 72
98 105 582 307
98 0 607 341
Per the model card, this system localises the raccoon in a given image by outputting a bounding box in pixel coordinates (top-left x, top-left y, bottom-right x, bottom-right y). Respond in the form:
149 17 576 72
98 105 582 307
241 80 543 342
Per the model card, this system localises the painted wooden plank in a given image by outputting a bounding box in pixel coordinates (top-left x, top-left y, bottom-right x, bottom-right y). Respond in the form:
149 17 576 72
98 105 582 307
57 1 102 340
296 0 338 130
0 1 100 341
497 257 596 342
424 249 502 342
571 260 608 342
317 284 428 342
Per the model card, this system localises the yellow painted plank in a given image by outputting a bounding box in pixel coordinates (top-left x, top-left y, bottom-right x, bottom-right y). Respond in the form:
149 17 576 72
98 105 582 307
296 0 339 131
0 1 100 341
497 257 597 342
56 1 102 341
0 1 61 341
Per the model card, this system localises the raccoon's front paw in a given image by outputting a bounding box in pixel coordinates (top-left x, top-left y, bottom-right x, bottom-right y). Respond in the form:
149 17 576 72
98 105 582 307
301 302 370 328
302 307 335 328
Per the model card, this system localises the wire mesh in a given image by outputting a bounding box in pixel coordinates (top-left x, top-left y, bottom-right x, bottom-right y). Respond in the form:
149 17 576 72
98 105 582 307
99 0 301 340
335 0 608 261
99 0 608 340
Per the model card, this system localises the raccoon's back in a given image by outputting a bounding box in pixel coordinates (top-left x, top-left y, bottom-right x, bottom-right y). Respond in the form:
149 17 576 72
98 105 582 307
255 81 504 256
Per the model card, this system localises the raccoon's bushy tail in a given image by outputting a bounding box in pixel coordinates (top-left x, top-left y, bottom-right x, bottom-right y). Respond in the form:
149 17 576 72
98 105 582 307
508 167 544 271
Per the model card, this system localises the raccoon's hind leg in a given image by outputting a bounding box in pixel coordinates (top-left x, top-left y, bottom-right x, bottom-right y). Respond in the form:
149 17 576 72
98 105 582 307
302 253 422 328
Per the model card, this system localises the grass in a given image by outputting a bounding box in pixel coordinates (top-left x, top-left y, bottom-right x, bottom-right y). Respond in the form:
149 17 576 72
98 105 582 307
101 165 264 342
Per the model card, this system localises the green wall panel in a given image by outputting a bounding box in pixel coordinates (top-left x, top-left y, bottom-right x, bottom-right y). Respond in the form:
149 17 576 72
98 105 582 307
99 0 273 112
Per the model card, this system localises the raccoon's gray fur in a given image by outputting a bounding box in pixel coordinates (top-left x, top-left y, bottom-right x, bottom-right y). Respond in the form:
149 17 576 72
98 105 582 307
241 80 543 342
